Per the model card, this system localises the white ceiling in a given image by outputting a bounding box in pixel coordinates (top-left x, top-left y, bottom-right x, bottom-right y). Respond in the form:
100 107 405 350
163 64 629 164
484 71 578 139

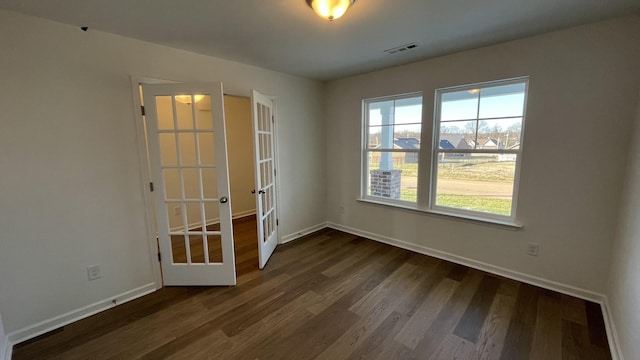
1 0 638 80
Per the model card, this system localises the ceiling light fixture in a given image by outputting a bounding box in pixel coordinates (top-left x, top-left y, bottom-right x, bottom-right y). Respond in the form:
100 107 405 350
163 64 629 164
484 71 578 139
306 0 356 21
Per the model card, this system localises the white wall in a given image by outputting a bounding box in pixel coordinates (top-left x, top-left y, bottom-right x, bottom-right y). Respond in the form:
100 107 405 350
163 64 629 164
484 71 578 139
0 9 325 339
325 15 640 295
0 312 8 360
607 91 640 359
224 96 257 218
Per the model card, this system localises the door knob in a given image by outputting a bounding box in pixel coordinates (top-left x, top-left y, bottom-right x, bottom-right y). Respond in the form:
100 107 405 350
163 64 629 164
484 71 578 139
258 189 266 195
220 196 228 203
251 189 256 194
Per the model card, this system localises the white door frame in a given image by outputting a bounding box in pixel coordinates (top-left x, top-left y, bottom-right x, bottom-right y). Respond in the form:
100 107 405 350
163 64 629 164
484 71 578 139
130 76 282 288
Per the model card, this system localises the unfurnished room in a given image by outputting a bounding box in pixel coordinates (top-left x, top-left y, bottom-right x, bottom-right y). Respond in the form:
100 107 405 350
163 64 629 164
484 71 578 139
1 1 639 359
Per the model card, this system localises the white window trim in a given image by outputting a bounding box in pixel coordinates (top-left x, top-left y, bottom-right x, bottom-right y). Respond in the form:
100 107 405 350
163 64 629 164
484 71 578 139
430 77 529 223
360 92 423 206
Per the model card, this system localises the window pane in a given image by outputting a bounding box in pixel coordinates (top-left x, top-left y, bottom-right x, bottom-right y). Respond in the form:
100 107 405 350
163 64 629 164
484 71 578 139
175 97 195 130
439 120 476 149
394 97 422 125
435 154 516 216
159 134 177 166
155 96 175 130
367 151 418 202
183 168 200 199
368 100 394 126
441 90 479 121
179 133 197 165
198 132 216 166
367 96 422 150
479 83 526 119
163 169 181 200
477 118 522 150
165 201 182 232
368 126 421 150
195 95 213 129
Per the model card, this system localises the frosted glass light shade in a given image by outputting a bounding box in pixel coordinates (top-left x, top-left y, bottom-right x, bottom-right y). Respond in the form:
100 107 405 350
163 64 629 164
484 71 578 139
307 0 356 21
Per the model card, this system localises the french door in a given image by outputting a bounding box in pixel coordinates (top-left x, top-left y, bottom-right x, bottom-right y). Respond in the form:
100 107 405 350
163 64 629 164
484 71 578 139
143 82 236 286
252 90 279 269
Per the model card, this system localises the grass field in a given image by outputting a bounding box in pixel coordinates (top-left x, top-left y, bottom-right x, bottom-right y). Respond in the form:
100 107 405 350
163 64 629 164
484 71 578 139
399 190 512 215
386 156 515 215
376 157 514 182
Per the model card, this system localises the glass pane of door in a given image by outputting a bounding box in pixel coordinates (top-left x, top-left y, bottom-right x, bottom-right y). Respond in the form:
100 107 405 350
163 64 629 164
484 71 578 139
154 94 224 265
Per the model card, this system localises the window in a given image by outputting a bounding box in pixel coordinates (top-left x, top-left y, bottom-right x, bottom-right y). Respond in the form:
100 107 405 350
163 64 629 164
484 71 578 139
362 94 423 203
433 78 527 220
361 77 528 224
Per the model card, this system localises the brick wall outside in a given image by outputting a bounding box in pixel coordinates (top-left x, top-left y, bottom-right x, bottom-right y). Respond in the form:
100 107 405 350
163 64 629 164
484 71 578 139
370 169 402 199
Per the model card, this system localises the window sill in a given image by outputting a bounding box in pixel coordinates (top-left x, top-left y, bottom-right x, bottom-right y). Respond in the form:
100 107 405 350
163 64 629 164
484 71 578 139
357 198 523 231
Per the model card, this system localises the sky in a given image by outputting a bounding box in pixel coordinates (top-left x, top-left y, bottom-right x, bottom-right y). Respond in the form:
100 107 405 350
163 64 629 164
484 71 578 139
368 88 526 138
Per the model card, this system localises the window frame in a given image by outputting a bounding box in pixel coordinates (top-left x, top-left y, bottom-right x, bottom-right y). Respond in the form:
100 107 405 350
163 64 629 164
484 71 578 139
430 77 529 222
359 77 528 227
361 92 424 207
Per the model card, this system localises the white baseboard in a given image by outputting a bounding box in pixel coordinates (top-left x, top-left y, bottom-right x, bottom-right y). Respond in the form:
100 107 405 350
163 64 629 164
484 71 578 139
8 283 157 345
327 222 604 303
280 222 329 244
601 296 624 360
233 210 256 220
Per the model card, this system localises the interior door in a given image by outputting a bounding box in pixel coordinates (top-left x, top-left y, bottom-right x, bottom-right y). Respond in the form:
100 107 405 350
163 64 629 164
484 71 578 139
143 82 236 286
252 90 279 269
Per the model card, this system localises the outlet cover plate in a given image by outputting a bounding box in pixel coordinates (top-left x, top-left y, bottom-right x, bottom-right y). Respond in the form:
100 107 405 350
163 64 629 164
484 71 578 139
87 265 102 280
527 243 540 257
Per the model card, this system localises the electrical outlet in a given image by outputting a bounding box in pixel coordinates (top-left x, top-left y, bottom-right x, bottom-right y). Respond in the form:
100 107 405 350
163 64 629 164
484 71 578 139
527 242 540 257
174 206 181 216
87 265 101 280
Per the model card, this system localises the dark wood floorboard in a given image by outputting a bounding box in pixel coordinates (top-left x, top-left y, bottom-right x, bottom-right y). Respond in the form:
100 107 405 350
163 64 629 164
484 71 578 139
12 226 612 360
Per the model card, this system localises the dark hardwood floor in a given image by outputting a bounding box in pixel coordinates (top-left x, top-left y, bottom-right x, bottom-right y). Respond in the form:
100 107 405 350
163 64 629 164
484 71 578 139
12 226 611 359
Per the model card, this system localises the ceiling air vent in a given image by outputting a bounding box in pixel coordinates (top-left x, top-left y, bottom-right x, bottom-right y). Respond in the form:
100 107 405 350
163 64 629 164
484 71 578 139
384 43 418 55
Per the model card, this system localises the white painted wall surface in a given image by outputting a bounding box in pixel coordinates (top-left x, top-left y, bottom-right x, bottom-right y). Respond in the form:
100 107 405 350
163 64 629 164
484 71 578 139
224 95 257 218
0 312 8 360
325 15 640 295
607 91 640 359
0 9 325 338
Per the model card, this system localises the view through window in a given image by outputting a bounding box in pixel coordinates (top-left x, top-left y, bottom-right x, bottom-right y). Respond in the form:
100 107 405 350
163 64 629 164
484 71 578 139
363 94 422 203
433 78 528 218
361 77 528 222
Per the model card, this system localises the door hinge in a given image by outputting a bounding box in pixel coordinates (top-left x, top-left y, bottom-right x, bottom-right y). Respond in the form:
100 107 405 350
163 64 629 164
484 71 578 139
274 169 276 177
276 219 279 226
157 252 162 262
141 105 145 116
149 182 154 192
271 115 274 123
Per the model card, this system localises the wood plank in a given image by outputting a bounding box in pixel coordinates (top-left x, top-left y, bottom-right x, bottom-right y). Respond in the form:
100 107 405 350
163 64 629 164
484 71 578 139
530 292 563 360
394 277 458 349
346 311 411 360
453 274 501 342
585 301 609 349
474 278 519 360
410 269 484 359
499 283 539 360
447 263 469 281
